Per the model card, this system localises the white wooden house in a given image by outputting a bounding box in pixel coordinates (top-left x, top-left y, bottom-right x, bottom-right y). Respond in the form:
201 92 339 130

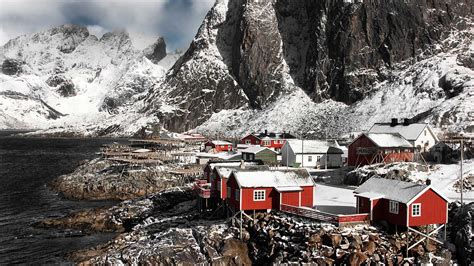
369 119 438 152
281 139 344 168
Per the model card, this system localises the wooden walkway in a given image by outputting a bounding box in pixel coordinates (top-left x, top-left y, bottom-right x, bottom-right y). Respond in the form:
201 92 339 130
280 204 370 225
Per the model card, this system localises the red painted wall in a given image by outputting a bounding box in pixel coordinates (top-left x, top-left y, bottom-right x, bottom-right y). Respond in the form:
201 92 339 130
408 189 448 226
227 174 240 211
356 196 371 213
281 191 300 206
372 198 407 226
348 134 414 166
240 134 261 145
220 177 228 199
241 187 276 211
300 186 314 207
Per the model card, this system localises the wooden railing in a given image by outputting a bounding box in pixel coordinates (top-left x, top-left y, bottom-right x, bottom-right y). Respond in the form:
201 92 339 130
280 204 370 225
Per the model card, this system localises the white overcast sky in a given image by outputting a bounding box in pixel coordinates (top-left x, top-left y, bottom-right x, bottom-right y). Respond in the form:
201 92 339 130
0 0 215 51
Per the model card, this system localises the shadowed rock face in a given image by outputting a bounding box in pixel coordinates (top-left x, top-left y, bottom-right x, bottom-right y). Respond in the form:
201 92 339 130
148 0 472 132
144 37 167 64
1 58 23 75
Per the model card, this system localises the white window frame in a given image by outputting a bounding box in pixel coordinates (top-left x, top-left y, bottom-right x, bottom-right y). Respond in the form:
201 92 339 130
235 189 240 201
227 186 231 199
253 190 266 201
412 203 421 217
263 140 271 146
389 201 399 214
245 139 251 144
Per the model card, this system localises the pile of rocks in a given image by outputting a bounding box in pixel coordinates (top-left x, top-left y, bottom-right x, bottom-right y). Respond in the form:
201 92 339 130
51 158 184 200
453 175 473 192
448 202 473 265
234 212 451 265
344 163 430 186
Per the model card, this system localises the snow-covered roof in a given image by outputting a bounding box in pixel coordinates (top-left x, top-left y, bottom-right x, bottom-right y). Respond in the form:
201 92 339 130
207 140 232 145
365 133 413 148
215 165 270 178
354 178 430 204
286 139 342 154
208 161 262 171
241 146 276 154
369 123 433 141
232 170 314 188
132 148 151 153
355 191 384 199
275 186 303 192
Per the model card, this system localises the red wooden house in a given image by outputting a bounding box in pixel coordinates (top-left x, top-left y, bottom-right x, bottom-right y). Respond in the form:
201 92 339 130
226 170 315 212
240 131 296 152
354 178 448 227
211 165 270 200
204 140 233 152
348 133 415 167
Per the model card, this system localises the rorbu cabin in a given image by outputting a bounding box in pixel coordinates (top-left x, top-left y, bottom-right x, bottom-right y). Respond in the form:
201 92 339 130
240 131 296 152
347 133 414 167
226 170 315 212
211 165 270 200
354 178 448 228
204 140 233 152
202 160 265 183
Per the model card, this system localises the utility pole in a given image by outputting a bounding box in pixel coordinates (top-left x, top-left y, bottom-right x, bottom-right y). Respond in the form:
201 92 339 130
286 140 289 169
325 128 328 170
301 133 304 168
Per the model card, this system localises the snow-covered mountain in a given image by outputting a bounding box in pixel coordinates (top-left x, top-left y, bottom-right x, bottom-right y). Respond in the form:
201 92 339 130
1 0 473 137
141 0 473 137
0 24 180 134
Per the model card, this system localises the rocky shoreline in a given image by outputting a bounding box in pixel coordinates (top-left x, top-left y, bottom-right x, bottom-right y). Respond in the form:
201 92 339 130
50 158 184 201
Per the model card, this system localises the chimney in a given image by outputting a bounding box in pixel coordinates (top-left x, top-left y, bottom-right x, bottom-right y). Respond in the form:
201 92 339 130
240 160 245 169
264 129 268 136
426 179 431 186
390 118 398 127
403 118 411 126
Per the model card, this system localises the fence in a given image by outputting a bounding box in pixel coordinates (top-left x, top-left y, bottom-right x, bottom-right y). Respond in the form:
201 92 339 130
280 204 370 225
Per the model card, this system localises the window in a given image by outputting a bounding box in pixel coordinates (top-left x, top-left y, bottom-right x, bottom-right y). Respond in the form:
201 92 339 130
424 130 427 136
280 140 285 144
253 190 266 201
245 139 251 144
308 156 312 162
263 140 270 146
317 156 321 162
227 186 231 199
235 189 240 201
389 201 399 214
217 181 221 191
412 204 421 217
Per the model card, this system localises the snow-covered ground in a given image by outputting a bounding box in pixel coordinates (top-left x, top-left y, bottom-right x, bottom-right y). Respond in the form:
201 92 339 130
313 184 357 215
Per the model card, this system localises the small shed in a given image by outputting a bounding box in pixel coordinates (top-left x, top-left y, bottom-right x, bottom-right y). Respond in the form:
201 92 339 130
241 146 277 164
212 165 270 200
354 178 448 227
226 170 315 212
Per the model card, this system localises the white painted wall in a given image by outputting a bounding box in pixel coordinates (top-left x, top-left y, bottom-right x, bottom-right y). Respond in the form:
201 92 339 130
414 127 438 152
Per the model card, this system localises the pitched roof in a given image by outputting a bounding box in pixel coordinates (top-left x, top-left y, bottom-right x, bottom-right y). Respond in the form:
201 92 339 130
208 140 232 145
215 165 270 179
364 133 413 148
369 123 431 141
207 161 263 171
252 132 296 139
232 170 314 188
354 177 428 204
241 146 276 154
286 139 343 154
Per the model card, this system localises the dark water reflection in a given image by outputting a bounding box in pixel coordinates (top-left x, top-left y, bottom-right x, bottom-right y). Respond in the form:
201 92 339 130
0 132 124 264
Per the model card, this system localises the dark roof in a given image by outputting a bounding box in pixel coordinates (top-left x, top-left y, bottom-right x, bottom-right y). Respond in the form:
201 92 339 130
253 132 296 139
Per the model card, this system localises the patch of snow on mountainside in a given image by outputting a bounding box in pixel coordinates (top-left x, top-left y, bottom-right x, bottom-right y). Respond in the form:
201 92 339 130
194 27 474 137
0 24 178 132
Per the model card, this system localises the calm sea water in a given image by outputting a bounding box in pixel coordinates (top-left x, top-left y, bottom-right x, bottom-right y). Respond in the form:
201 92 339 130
0 132 123 264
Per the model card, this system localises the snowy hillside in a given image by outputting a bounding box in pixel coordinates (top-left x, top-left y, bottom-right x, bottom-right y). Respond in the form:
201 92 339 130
0 24 179 132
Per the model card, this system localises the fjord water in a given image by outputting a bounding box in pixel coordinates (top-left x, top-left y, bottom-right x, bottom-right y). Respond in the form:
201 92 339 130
0 133 120 264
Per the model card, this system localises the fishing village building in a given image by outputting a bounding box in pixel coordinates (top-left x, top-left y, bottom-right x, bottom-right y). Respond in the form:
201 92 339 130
281 139 344 168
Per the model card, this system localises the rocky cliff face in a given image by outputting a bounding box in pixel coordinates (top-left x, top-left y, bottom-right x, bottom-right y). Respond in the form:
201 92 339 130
143 0 473 134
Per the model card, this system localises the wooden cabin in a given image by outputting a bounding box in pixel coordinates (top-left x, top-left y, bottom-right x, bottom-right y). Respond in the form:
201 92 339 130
211 165 270 200
240 131 296 152
348 133 414 167
354 178 448 227
241 146 277 164
226 170 315 212
204 140 233 152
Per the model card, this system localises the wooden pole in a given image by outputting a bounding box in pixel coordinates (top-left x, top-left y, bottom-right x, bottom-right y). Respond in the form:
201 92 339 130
460 138 464 205
240 211 243 240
